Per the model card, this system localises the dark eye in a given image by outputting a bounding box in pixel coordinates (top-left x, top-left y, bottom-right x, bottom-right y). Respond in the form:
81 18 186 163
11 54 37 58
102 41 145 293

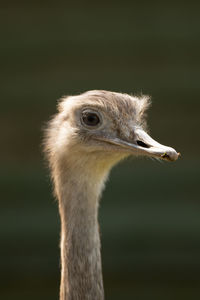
82 111 100 127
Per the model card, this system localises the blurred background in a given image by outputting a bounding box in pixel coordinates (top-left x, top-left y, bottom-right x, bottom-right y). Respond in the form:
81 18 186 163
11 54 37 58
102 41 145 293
1 1 200 299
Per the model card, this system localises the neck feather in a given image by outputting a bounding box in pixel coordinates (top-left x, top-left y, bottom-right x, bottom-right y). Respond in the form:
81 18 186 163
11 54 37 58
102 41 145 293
56 155 111 300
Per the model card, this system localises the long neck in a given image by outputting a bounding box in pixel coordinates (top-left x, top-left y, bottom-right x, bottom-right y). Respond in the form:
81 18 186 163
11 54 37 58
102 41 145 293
56 156 110 300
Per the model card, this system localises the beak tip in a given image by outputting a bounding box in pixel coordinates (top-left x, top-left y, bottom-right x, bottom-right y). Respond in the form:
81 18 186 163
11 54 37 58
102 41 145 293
160 149 180 161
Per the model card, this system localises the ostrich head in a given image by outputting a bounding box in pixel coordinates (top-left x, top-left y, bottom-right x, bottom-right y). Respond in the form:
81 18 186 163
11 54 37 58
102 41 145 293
45 90 179 188
44 90 180 300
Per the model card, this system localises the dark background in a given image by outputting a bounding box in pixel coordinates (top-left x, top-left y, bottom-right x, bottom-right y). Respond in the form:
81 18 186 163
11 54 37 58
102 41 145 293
1 1 200 299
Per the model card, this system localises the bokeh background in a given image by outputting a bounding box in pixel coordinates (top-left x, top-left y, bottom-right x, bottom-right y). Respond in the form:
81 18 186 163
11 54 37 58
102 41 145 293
1 1 200 299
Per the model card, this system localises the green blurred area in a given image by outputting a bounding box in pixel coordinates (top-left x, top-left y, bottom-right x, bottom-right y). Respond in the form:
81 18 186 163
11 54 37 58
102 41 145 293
1 1 200 299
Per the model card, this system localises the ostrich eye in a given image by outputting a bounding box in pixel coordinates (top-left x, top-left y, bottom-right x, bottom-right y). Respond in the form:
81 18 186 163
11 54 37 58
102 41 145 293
82 111 100 127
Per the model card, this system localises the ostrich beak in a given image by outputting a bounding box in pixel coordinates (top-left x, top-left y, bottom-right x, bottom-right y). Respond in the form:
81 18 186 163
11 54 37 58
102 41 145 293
132 128 180 161
96 128 180 161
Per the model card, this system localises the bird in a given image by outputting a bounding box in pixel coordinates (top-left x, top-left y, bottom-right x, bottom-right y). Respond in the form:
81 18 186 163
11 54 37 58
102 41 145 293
43 90 180 300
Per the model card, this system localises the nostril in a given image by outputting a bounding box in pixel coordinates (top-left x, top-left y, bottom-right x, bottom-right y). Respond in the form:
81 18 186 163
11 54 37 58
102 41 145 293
136 140 150 148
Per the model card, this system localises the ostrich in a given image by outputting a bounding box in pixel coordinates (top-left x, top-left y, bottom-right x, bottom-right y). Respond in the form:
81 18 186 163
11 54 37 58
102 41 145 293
43 90 179 300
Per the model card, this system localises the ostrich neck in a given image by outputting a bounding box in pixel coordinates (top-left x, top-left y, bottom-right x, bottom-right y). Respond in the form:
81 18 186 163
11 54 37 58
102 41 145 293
57 157 109 300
